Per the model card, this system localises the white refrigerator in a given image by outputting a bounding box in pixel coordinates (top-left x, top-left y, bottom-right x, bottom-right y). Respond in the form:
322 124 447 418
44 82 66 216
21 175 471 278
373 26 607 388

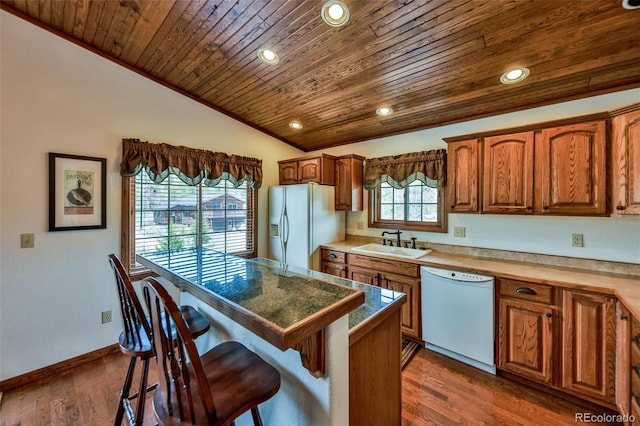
268 183 345 270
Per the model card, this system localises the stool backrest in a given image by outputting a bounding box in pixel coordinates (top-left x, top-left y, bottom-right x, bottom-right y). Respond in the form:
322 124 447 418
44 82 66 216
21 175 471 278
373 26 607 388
142 277 217 423
108 254 152 348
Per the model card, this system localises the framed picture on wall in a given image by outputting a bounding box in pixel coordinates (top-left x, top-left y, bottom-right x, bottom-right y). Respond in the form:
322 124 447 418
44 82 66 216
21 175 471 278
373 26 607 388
48 153 107 231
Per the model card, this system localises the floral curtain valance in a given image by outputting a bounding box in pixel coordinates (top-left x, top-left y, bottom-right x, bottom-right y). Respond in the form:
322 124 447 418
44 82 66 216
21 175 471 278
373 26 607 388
120 139 263 189
363 149 446 190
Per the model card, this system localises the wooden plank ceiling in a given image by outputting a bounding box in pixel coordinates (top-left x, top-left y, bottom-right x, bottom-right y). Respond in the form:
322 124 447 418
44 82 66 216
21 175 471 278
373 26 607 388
2 0 640 152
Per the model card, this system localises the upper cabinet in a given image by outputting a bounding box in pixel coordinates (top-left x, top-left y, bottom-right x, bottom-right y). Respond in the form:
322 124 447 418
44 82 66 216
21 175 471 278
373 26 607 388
611 103 640 215
447 139 480 213
335 155 365 211
483 132 534 214
446 113 610 216
535 120 607 215
278 154 335 185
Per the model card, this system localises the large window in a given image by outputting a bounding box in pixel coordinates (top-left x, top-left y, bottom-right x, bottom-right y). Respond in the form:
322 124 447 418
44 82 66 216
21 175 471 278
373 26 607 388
122 172 256 276
369 180 446 233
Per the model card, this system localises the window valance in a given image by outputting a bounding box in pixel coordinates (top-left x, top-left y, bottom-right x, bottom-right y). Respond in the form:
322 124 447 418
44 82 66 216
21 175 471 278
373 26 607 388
120 139 263 189
363 149 446 190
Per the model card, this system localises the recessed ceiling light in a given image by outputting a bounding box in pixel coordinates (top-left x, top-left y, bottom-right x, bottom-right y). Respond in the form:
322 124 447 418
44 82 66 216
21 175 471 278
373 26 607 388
376 107 394 116
258 48 279 65
500 67 530 84
321 1 350 27
289 121 303 129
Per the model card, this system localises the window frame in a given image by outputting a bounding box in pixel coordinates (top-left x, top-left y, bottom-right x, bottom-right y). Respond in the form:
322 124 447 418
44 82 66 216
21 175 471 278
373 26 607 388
121 175 258 278
368 181 447 233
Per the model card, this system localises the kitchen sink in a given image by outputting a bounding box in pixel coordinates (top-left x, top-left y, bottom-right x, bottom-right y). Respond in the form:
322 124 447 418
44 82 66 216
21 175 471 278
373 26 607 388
351 243 431 259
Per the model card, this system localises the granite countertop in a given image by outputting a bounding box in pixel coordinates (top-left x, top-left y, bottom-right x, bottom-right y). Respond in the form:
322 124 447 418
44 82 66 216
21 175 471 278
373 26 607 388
322 240 640 319
137 248 404 348
251 258 407 333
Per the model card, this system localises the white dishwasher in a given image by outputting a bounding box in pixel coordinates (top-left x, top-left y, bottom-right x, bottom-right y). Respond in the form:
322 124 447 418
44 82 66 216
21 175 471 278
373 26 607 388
421 266 496 374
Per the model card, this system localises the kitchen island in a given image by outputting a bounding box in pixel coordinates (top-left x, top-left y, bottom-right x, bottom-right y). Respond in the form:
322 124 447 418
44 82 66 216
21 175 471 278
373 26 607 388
137 248 406 426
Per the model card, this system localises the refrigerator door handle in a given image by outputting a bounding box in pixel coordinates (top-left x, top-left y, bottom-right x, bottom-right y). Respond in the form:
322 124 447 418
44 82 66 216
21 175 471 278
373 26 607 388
280 190 287 262
283 211 290 243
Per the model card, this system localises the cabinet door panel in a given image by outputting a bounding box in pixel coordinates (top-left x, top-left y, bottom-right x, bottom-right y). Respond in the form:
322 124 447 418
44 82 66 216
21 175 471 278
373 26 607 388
537 121 607 215
321 262 347 278
382 274 420 339
498 298 553 383
347 265 379 286
562 290 616 405
448 139 480 212
483 132 534 213
612 107 640 215
299 158 322 183
279 160 298 184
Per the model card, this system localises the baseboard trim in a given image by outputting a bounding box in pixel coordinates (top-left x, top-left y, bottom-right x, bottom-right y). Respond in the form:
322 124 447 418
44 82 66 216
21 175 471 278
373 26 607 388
0 344 120 392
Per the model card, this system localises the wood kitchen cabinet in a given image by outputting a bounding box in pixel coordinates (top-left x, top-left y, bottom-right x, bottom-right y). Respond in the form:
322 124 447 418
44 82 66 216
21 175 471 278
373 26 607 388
320 248 421 340
334 154 364 211
483 132 534 214
445 114 610 216
535 120 608 215
497 279 555 384
561 289 616 406
347 254 420 340
447 139 481 213
278 154 335 185
497 280 618 408
320 249 347 278
611 103 640 215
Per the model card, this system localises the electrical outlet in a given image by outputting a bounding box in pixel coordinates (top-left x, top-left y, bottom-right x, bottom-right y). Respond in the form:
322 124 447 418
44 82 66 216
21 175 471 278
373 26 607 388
356 221 364 230
20 233 35 248
453 227 466 238
572 233 584 247
101 310 112 324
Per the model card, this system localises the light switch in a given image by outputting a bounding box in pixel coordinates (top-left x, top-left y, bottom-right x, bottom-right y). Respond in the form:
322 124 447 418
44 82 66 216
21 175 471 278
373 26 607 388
21 233 35 248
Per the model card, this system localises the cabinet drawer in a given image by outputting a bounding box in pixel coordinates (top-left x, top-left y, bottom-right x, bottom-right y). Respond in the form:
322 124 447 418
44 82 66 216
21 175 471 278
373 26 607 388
321 249 346 264
347 253 419 277
498 278 554 304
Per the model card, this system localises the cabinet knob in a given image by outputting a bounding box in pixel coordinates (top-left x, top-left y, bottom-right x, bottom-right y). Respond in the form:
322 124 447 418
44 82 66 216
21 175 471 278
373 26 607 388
545 312 552 318
616 205 626 210
543 205 549 210
526 206 532 211
620 313 628 320
450 205 455 209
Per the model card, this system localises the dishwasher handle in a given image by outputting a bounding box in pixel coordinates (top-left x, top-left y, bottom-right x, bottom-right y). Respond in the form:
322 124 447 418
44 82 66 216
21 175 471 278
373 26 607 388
515 286 537 296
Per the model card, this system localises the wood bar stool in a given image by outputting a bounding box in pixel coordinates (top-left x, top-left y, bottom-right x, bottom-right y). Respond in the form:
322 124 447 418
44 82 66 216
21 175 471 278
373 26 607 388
142 277 281 426
109 254 210 426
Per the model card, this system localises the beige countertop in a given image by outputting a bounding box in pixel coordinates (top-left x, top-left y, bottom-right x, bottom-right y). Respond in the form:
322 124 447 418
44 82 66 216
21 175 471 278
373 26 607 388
322 240 640 319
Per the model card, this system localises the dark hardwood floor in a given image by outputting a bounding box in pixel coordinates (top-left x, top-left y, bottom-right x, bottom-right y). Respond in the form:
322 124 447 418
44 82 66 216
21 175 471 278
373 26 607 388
0 347 621 425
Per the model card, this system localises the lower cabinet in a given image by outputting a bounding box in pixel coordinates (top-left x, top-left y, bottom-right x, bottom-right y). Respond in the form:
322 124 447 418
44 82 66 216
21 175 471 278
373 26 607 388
497 279 617 408
561 290 617 406
320 248 421 340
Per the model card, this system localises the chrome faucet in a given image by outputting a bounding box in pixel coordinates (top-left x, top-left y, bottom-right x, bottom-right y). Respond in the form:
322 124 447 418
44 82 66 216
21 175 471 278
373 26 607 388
382 230 402 247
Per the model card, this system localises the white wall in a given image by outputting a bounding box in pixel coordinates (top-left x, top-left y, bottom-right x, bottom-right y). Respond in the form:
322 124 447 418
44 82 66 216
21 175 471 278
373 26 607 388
0 11 302 381
320 89 640 264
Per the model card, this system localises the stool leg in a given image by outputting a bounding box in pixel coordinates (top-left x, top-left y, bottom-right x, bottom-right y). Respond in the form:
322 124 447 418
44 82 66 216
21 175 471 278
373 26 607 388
250 407 263 426
133 357 150 426
115 356 137 426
